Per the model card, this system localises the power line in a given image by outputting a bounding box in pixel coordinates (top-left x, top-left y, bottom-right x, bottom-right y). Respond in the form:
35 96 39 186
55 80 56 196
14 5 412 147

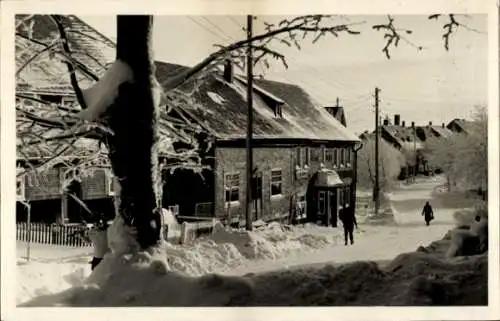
185 16 229 42
186 15 375 123
201 16 235 42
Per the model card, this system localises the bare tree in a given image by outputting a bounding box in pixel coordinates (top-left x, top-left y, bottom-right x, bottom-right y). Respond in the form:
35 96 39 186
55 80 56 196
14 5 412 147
424 106 487 195
357 136 405 192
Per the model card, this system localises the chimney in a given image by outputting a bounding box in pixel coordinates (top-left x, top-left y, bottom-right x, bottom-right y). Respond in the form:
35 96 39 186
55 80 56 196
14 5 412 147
402 120 406 127
394 114 401 126
411 121 415 128
428 121 433 126
223 59 233 83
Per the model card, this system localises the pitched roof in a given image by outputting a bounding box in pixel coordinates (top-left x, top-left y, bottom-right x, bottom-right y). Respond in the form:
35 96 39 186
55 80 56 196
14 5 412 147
381 125 424 151
155 64 360 142
429 125 454 138
16 15 115 93
447 118 475 133
358 131 408 163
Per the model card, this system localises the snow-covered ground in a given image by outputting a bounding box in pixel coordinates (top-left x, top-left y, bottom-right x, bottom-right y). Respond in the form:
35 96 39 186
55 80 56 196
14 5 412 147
16 175 476 306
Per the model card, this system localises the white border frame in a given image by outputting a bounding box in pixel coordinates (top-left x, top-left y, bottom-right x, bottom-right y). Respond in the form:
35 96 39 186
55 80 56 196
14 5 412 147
1 1 498 320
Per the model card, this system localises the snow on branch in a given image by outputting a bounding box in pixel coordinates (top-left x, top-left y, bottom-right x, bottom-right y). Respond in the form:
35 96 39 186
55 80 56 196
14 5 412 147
429 14 484 51
51 15 88 110
372 15 422 59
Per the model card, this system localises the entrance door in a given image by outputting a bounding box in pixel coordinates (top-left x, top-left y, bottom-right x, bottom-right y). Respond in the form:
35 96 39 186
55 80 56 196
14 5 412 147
317 190 331 226
251 172 263 221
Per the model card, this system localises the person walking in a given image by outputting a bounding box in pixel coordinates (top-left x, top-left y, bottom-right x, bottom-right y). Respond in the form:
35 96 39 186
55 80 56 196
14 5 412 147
339 209 358 246
421 201 434 226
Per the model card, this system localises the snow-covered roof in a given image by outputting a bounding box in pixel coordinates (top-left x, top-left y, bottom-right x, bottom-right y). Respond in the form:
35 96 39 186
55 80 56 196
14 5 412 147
155 62 360 142
314 168 345 187
16 15 115 93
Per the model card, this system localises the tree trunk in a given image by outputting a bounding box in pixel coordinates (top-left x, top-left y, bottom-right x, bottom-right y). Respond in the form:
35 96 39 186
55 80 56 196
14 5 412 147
106 15 162 250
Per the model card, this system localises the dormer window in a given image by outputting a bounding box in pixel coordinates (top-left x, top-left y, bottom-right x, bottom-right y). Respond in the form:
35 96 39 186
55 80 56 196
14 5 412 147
275 104 283 118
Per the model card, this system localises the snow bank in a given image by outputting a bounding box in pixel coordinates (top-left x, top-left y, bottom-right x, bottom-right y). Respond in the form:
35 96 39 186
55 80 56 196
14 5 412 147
19 227 487 307
17 221 340 305
16 259 91 305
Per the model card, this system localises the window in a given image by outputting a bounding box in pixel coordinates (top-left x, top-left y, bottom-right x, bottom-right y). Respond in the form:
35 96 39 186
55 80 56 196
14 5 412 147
275 105 283 118
325 148 333 162
270 169 283 197
340 148 345 167
251 173 263 200
296 147 310 167
224 173 240 203
333 148 339 167
311 148 320 162
295 148 302 167
304 148 310 166
195 202 213 217
318 191 326 214
346 149 351 166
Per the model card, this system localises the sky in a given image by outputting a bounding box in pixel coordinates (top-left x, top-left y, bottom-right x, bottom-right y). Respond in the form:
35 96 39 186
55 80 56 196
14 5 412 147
80 14 488 134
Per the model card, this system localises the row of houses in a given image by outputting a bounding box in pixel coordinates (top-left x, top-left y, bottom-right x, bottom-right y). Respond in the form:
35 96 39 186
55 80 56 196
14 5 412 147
359 113 475 180
15 15 361 228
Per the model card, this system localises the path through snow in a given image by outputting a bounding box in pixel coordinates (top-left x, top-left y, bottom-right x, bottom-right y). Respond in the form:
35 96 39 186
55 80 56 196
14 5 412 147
226 176 464 275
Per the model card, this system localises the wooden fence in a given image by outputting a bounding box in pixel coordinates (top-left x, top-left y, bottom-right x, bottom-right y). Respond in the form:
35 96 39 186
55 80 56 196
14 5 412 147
16 222 93 247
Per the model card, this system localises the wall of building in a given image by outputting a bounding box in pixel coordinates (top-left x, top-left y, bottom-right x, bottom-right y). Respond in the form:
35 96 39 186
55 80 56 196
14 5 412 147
214 144 356 222
214 147 293 222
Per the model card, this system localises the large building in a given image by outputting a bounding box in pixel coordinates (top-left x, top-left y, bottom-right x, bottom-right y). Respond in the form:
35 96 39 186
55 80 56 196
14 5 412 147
158 61 361 226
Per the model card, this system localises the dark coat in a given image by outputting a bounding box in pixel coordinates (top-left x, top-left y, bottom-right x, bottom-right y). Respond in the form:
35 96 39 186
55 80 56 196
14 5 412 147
340 209 357 230
422 204 434 221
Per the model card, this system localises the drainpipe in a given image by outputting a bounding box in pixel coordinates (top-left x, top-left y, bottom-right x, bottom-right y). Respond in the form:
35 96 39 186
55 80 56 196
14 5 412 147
352 142 363 214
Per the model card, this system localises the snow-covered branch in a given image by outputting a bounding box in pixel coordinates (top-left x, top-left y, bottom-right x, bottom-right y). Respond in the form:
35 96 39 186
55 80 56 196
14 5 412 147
51 15 88 110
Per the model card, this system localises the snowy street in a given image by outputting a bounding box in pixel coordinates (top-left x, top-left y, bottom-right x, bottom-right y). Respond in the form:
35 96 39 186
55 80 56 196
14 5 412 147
226 176 463 275
16 176 474 305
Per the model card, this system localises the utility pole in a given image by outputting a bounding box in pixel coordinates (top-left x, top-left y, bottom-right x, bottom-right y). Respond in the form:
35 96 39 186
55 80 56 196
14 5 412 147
245 15 254 231
374 87 380 216
413 125 417 182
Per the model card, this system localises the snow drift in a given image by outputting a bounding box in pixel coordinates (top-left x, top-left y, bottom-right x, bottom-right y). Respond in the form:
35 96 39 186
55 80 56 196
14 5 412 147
18 216 487 307
17 222 340 305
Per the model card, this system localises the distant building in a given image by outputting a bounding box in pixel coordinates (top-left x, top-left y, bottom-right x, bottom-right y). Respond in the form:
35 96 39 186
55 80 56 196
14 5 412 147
377 115 426 178
446 118 475 134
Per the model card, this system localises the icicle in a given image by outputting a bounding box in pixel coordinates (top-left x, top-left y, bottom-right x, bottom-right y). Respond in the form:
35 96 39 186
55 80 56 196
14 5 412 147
78 59 134 122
